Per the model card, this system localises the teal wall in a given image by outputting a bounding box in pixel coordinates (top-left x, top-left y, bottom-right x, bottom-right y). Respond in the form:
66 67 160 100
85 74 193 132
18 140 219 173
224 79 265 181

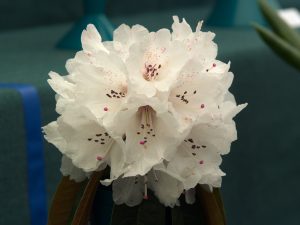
1 0 300 31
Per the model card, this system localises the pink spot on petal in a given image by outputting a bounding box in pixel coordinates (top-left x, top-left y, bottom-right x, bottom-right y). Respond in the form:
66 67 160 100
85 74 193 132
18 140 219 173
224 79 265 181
139 141 145 145
213 63 216 67
200 104 205 109
104 107 108 111
96 156 103 161
199 160 204 165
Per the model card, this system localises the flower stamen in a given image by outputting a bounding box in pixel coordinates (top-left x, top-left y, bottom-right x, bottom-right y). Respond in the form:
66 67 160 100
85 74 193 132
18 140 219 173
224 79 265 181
136 106 156 148
143 176 149 200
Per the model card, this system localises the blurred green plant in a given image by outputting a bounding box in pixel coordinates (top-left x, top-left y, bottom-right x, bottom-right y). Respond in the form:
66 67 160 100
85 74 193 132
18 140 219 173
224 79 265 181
253 0 300 71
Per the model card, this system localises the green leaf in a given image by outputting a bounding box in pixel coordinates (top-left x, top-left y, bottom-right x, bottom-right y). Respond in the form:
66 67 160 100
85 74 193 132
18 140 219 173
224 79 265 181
110 191 165 225
254 23 300 71
47 176 88 225
258 0 300 50
171 196 206 225
71 171 104 225
196 186 226 225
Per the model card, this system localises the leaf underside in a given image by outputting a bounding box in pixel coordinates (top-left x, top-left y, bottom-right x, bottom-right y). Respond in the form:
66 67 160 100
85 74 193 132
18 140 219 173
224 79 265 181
71 171 105 225
196 186 226 225
47 176 88 225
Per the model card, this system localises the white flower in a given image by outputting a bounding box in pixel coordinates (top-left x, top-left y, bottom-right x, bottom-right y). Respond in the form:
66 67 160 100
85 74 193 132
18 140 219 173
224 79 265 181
162 102 247 190
106 97 185 177
44 16 247 207
168 58 234 131
112 169 183 207
43 106 124 173
125 29 189 97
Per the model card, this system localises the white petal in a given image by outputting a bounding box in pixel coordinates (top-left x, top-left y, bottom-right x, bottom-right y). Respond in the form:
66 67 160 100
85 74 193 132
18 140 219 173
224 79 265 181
112 176 144 206
148 170 184 207
121 106 183 177
60 155 89 182
44 107 115 172
172 16 193 40
48 71 75 100
81 24 108 54
185 188 196 204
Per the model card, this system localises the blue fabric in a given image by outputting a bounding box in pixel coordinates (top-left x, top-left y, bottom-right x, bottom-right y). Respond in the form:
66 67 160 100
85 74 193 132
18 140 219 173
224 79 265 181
0 84 47 225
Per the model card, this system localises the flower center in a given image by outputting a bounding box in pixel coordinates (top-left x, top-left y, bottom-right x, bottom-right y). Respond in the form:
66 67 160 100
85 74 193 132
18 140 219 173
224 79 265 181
143 63 162 81
136 106 156 148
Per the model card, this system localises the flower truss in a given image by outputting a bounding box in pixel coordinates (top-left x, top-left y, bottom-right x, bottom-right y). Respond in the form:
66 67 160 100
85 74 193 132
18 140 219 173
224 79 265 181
43 16 247 207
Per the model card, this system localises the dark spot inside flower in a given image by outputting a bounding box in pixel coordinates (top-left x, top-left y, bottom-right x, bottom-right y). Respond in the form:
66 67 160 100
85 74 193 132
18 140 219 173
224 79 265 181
137 132 140 135
152 134 155 137
188 139 194 143
192 145 196 149
106 94 112 98
176 94 180 98
202 145 206 148
94 140 99 142
193 90 197 94
101 142 105 144
96 134 102 136
88 138 92 141
192 153 196 156
184 91 187 94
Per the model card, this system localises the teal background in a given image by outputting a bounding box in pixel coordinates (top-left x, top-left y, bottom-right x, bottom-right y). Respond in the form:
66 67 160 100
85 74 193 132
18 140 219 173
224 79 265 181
0 1 300 225
1 0 300 30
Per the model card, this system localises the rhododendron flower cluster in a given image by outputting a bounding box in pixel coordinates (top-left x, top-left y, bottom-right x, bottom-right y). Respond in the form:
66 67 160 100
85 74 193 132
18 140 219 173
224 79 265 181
43 16 247 207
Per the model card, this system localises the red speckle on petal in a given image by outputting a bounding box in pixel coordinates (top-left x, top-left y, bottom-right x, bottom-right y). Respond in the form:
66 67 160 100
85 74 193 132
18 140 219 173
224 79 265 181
96 156 103 161
200 104 205 109
213 63 216 67
104 107 108 111
199 160 204 165
139 141 145 145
